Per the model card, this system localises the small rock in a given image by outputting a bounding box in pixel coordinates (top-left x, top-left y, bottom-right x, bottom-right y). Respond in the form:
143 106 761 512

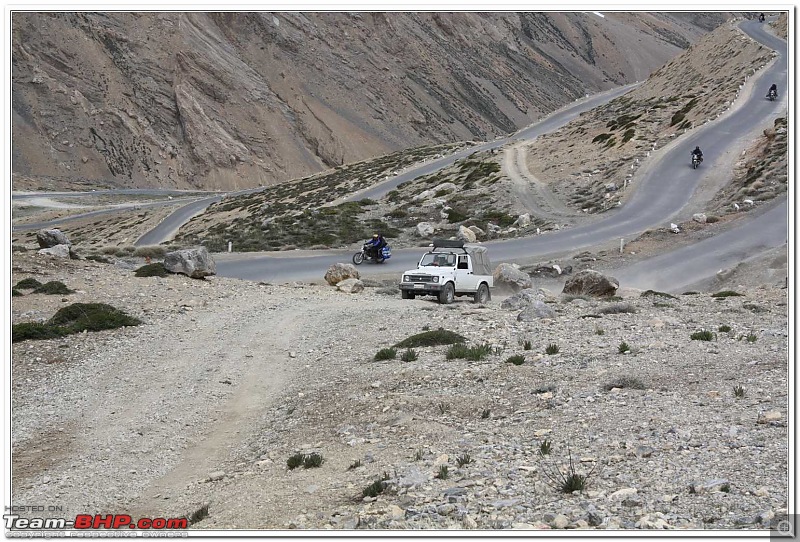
206 471 226 482
757 410 782 424
551 514 569 529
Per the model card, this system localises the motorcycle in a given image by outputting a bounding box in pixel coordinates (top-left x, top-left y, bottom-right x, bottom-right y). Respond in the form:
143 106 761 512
352 241 391 265
767 89 777 101
691 154 703 169
759 13 765 22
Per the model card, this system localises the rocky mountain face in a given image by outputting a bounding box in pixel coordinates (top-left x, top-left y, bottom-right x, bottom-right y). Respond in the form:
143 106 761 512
12 12 731 191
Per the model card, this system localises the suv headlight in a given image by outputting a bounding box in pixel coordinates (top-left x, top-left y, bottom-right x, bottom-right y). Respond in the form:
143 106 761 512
432 276 439 283
403 275 410 282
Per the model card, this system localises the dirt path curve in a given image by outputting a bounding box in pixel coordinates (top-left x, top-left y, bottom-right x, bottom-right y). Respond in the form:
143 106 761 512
502 140 587 222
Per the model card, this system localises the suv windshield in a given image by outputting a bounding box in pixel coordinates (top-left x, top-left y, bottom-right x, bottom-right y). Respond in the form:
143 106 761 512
420 253 456 267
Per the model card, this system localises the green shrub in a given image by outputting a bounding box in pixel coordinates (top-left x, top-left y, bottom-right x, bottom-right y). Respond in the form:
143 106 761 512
540 449 595 494
522 340 532 350
395 329 466 348
303 453 325 469
718 325 731 332
745 332 758 343
506 354 525 365
14 278 43 290
540 440 552 455
711 290 743 298
400 349 418 362
435 465 449 480
362 479 386 499
481 409 490 419
446 208 468 223
12 303 141 343
690 330 715 341
287 453 305 470
12 289 23 297
85 255 112 263
374 347 397 361
135 263 169 278
446 343 491 361
641 290 677 300
733 385 745 398
33 281 74 295
545 344 560 355
618 341 631 354
456 454 472 468
347 459 362 471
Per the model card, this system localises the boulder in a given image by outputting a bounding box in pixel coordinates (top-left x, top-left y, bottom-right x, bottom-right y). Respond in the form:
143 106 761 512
324 263 360 285
493 263 532 293
562 270 619 297
37 228 71 248
433 182 457 194
517 300 556 321
500 288 543 310
457 225 476 243
336 278 364 293
514 213 532 228
692 213 707 224
164 247 216 278
416 222 435 237
38 244 71 258
468 225 485 239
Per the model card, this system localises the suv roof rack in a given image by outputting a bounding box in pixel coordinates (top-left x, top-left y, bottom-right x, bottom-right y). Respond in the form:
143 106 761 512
430 239 464 249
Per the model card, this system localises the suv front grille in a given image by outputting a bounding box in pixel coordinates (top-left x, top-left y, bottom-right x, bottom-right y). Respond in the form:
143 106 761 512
407 275 434 282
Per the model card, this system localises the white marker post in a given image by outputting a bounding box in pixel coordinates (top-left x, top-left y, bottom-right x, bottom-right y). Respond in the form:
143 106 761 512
620 238 624 254
228 241 232 253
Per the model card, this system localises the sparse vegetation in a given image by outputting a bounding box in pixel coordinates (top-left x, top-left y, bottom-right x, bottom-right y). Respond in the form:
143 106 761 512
302 453 325 469
545 343 560 355
711 290 744 298
13 303 142 343
506 354 525 365
641 290 677 300
400 349 419 362
618 341 631 354
718 325 731 332
691 330 715 341
539 448 596 494
733 385 745 398
522 340 532 350
745 332 758 343
446 343 492 361
598 303 636 314
481 409 490 419
435 465 449 480
374 347 397 361
14 278 43 290
133 245 168 258
604 376 646 391
135 263 169 277
395 329 466 348
347 460 362 471
286 453 305 470
33 281 74 295
456 454 472 468
540 440 552 455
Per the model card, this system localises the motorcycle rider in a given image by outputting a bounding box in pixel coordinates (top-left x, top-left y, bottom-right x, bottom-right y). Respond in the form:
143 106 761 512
366 233 387 259
759 12 765 22
691 146 703 163
768 83 778 98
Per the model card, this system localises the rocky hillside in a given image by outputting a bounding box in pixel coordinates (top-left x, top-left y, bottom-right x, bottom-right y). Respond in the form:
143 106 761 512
12 12 731 191
10 252 788 531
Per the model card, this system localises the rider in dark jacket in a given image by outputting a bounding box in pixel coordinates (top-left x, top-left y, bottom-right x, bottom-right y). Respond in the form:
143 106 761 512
768 83 778 97
366 233 387 258
691 146 703 162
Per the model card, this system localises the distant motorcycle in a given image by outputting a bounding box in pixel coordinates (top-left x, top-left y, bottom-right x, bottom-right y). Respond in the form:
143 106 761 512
691 154 703 169
352 241 391 265
767 88 777 101
759 13 765 22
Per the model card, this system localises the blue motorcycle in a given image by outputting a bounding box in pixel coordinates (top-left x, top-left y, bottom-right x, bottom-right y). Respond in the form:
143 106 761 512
353 241 391 265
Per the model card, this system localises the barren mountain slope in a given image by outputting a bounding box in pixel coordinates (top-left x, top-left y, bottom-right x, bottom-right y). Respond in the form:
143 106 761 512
517 17 782 213
12 12 730 191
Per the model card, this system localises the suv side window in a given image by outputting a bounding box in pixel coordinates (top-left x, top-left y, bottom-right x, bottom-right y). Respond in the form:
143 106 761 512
457 256 469 270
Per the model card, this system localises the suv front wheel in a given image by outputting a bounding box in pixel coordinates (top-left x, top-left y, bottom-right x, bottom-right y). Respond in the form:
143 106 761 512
438 282 455 304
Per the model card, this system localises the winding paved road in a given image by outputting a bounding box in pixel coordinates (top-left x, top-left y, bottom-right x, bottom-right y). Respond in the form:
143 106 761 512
214 19 787 289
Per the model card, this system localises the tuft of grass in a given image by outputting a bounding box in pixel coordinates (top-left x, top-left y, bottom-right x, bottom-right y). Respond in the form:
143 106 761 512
14 278 43 290
12 288 23 297
595 326 605 335
414 449 425 461
718 325 731 332
539 448 596 494
437 402 449 415
711 290 744 298
347 459 362 471
481 409 490 419
690 330 715 341
374 347 397 361
604 376 646 391
598 303 636 315
395 329 466 348
540 440 552 455
286 452 305 470
456 454 472 468
733 385 745 399
302 452 325 469
745 332 758 343
446 343 492 361
506 354 525 366
135 263 170 277
362 479 385 499
618 341 631 354
435 465 449 480
33 281 74 295
522 340 532 350
400 349 419 362
545 343 560 355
